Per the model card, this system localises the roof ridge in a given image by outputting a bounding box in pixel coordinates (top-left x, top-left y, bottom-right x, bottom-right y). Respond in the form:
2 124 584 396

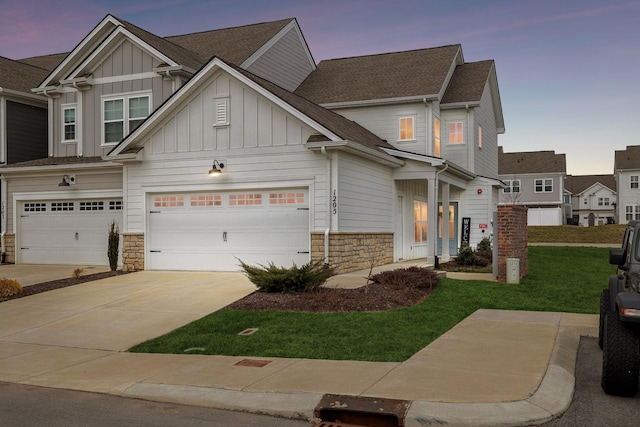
318 44 461 63
0 55 49 72
164 17 294 39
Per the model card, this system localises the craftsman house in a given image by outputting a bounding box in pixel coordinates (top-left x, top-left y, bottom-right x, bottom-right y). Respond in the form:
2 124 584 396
564 174 616 226
0 14 505 272
498 147 566 226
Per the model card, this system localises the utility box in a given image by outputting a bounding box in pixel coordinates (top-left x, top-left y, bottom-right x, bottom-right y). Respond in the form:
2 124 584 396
506 258 520 284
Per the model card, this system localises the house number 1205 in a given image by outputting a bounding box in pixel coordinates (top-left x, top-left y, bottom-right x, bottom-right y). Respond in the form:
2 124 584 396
332 190 337 214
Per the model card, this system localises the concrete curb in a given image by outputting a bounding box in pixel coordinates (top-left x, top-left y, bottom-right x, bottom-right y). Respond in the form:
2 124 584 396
122 323 598 426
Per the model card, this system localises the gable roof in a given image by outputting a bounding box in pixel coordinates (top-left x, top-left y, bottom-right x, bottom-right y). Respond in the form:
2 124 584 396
18 53 69 72
294 45 462 105
0 56 50 93
498 146 566 175
441 60 494 104
615 145 640 171
565 174 616 194
108 56 398 162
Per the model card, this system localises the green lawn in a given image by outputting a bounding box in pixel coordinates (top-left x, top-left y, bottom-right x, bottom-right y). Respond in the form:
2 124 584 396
129 246 612 362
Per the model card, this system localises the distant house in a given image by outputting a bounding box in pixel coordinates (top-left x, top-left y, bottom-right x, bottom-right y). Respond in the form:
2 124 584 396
564 174 616 226
498 147 566 226
614 145 640 224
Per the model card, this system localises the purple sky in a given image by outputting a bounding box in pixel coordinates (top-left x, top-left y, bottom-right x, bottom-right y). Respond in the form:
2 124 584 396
1 0 638 175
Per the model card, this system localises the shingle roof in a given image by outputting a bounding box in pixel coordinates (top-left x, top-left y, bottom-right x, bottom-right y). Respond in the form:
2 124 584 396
565 174 616 194
166 18 293 66
615 145 640 170
441 60 494 104
498 147 566 174
0 156 105 168
18 52 68 72
294 45 461 104
0 56 50 93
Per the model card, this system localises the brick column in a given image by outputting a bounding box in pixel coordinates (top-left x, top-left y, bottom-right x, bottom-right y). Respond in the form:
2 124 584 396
122 233 144 271
497 205 528 282
3 233 15 263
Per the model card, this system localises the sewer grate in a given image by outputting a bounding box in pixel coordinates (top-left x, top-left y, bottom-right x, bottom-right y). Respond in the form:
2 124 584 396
234 359 272 368
314 394 409 427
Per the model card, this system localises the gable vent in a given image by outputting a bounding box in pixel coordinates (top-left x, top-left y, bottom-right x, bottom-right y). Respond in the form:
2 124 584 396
214 98 229 126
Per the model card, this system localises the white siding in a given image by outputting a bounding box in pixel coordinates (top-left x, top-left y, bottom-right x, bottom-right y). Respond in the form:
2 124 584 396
441 110 469 170
336 152 393 231
246 26 314 91
617 170 640 224
460 176 496 247
473 81 499 178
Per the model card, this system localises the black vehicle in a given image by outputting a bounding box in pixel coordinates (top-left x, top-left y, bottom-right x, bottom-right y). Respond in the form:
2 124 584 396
600 220 640 396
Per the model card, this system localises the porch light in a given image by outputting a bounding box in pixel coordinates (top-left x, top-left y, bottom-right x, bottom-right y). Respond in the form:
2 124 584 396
58 174 75 186
208 160 225 175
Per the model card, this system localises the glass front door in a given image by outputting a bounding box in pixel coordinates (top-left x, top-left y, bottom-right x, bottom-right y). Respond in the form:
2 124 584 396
437 202 458 254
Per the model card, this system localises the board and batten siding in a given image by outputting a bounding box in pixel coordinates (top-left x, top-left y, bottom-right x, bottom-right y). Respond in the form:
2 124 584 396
245 25 314 92
472 81 499 179
331 103 428 155
336 152 394 232
5 169 122 232
122 70 330 233
53 40 173 158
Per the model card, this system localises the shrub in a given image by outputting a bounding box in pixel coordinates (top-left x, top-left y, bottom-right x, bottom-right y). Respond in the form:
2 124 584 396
72 268 84 279
477 237 492 253
476 237 493 264
370 266 440 290
108 220 119 272
239 259 335 293
0 278 23 298
456 243 478 266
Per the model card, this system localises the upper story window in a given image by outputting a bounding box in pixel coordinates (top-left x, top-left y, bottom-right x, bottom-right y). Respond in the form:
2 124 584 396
102 92 151 145
434 118 441 156
448 121 463 144
399 116 415 141
62 105 76 142
535 178 553 193
598 197 610 206
478 125 483 149
504 179 520 193
631 175 639 189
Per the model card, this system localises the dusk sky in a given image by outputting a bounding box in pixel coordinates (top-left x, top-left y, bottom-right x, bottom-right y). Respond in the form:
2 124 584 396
1 0 638 175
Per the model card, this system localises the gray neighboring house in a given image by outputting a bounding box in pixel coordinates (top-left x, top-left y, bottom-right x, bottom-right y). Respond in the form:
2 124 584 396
564 174 616 226
498 147 566 226
614 145 640 224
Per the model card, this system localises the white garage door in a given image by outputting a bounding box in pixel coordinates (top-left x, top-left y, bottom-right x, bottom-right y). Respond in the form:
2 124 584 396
147 189 310 271
18 199 123 265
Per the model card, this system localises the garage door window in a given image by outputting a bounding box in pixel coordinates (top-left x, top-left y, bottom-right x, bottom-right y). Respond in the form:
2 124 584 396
190 194 222 207
109 201 123 210
154 196 184 207
80 201 104 211
269 192 305 205
51 202 74 211
229 193 262 206
24 202 47 212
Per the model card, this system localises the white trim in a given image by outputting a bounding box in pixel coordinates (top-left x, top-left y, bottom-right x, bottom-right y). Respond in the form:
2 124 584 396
61 103 78 144
398 115 416 142
91 72 161 85
0 98 5 163
101 90 152 146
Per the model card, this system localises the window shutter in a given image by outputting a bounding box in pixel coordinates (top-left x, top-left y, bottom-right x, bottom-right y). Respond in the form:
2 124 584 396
214 98 229 126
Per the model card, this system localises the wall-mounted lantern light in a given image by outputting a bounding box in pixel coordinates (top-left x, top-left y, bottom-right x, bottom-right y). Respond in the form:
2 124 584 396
58 174 76 186
208 160 225 175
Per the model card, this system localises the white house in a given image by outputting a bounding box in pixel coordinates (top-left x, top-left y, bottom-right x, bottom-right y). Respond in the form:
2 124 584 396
564 174 616 226
615 145 640 224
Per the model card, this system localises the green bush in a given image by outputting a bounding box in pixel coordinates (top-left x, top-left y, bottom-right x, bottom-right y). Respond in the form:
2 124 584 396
370 266 440 289
239 259 335 293
456 244 478 266
476 237 493 265
477 237 491 253
0 278 22 298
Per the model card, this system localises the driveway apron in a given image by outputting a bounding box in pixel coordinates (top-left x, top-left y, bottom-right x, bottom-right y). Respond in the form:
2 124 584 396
0 271 256 351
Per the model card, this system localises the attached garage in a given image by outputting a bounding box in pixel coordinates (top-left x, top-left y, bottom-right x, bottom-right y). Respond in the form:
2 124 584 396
146 188 310 271
18 198 123 265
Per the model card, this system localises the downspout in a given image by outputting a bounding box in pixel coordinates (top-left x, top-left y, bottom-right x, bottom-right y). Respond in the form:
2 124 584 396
1 175 6 263
321 146 332 266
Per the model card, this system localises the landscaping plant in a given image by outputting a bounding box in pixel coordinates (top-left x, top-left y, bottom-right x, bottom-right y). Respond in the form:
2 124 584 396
107 220 119 272
0 278 23 298
239 259 335 293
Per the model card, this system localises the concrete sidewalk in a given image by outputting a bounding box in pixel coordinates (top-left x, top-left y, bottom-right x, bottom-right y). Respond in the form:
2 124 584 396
0 269 597 426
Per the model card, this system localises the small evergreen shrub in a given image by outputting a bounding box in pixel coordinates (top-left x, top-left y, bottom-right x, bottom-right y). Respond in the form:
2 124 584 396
0 278 23 298
108 220 119 272
370 266 440 289
456 243 478 266
239 259 335 293
477 237 492 253
476 237 493 265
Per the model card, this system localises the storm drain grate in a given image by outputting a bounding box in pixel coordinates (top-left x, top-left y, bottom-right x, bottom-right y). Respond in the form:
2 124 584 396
234 359 272 368
314 394 409 427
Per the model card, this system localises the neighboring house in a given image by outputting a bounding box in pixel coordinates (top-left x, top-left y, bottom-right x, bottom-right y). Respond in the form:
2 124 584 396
614 145 640 224
0 14 505 273
498 147 566 226
564 174 616 226
0 57 52 257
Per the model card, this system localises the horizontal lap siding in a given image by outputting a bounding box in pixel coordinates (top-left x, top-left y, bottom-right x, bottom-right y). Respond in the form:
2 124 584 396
337 152 393 231
473 82 499 179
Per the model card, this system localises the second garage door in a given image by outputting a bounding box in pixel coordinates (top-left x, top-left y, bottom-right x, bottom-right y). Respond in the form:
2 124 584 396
147 189 310 271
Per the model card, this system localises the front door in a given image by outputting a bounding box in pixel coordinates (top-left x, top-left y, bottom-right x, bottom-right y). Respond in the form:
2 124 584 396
437 202 458 254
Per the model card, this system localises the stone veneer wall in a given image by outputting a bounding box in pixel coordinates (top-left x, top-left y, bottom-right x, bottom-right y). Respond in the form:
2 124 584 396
3 233 15 263
122 233 145 271
311 232 394 274
497 205 528 282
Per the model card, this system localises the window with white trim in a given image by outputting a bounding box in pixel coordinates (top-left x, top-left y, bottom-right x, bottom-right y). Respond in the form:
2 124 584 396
626 205 634 221
399 116 415 141
414 200 428 243
631 175 639 189
213 98 229 126
598 197 610 206
62 105 76 142
434 117 441 156
448 121 463 144
535 178 553 193
102 92 151 145
503 179 520 194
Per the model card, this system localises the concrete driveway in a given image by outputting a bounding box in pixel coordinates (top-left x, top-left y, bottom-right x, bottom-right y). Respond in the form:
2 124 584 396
0 271 256 351
0 264 112 286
